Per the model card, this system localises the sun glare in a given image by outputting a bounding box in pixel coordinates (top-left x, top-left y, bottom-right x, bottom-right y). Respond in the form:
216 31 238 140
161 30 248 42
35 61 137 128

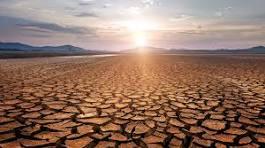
126 19 157 32
122 19 158 49
134 33 147 47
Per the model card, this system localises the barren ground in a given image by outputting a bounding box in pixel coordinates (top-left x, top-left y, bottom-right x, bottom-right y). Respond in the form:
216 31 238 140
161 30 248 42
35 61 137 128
0 54 265 147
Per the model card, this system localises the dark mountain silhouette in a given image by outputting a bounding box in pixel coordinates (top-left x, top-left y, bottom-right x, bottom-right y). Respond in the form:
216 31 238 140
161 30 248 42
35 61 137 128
0 42 35 51
0 42 95 53
241 46 265 53
1 42 264 59
0 42 113 58
124 46 265 54
170 46 265 54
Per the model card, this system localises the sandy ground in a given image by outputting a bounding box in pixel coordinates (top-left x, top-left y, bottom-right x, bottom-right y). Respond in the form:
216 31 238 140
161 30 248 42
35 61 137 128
0 54 265 147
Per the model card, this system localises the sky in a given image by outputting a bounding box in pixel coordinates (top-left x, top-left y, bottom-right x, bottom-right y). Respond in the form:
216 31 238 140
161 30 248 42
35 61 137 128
0 0 265 50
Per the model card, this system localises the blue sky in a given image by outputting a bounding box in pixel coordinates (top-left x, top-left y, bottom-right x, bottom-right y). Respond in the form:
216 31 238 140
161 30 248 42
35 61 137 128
0 0 264 50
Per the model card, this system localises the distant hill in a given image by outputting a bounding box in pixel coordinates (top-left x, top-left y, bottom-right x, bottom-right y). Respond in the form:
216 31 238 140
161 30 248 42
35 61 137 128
0 42 113 58
122 47 167 54
169 46 265 54
0 42 93 53
0 42 35 51
123 46 265 54
238 46 265 54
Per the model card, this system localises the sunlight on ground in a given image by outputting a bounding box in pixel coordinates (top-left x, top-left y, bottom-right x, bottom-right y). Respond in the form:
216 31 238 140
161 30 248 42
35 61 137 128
137 47 150 54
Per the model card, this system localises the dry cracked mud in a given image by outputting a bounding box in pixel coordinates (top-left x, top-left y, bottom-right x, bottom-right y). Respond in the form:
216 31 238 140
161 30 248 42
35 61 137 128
0 54 265 148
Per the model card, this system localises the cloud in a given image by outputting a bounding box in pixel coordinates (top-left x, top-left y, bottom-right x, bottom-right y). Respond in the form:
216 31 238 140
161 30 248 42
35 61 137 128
142 0 154 4
103 3 112 8
0 15 33 26
0 15 96 35
128 7 142 15
170 14 193 22
75 12 98 17
215 11 223 17
17 23 95 35
215 6 232 17
142 0 155 8
177 30 204 35
78 0 94 6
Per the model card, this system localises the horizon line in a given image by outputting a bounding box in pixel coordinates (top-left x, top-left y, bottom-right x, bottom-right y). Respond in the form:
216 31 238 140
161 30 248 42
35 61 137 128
0 41 264 51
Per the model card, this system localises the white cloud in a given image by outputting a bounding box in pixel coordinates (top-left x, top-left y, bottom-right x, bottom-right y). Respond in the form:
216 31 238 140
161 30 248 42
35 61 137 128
78 0 95 5
142 0 155 8
215 6 232 17
128 7 141 15
103 3 112 8
170 14 193 22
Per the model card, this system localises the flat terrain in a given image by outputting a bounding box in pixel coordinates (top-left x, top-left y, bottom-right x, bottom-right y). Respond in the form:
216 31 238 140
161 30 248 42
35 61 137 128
0 54 265 148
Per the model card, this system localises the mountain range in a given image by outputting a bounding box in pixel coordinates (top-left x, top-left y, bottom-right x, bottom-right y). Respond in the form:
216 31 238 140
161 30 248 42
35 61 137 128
0 42 112 58
124 46 265 54
0 42 98 53
0 42 265 58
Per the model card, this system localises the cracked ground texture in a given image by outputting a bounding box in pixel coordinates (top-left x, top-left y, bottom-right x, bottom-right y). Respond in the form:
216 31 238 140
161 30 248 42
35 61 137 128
0 54 265 148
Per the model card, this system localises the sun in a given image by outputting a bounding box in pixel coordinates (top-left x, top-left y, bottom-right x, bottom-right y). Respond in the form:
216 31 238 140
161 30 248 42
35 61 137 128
134 33 147 47
122 19 158 48
126 19 156 32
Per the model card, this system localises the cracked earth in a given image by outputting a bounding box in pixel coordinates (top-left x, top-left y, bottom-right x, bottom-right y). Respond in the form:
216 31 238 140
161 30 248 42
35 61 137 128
0 54 265 148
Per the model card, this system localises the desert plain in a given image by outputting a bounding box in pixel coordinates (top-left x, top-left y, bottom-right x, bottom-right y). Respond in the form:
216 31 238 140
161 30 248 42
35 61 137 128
0 54 265 147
